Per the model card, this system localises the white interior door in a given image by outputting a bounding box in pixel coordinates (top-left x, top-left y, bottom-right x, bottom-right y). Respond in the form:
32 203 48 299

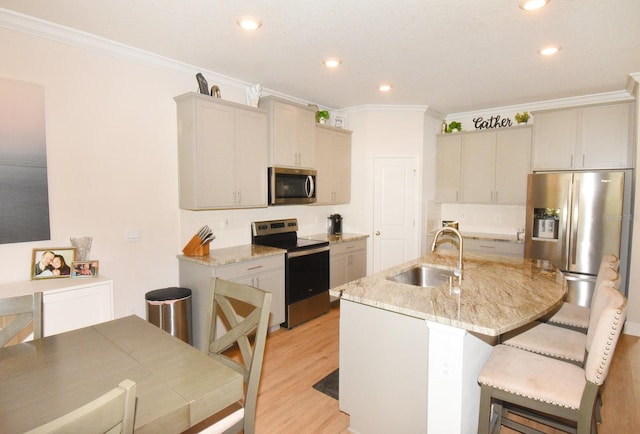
373 158 417 273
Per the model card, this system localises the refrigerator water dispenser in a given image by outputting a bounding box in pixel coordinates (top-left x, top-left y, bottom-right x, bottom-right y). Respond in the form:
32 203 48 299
532 209 559 240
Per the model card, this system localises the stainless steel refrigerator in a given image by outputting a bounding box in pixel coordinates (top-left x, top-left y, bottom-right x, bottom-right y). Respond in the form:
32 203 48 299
524 170 632 306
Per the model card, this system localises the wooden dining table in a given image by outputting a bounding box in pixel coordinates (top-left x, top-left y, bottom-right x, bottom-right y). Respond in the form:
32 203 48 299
0 315 243 433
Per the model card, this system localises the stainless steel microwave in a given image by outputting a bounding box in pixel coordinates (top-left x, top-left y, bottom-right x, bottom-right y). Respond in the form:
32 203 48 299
268 167 317 205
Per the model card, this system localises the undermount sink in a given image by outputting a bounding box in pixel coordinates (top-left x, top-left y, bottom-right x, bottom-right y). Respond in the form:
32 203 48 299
387 264 457 288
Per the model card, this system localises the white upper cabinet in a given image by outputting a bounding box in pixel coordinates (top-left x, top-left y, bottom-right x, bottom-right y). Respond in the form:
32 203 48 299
532 102 633 170
461 127 531 204
461 131 496 203
259 96 316 168
437 126 531 205
435 134 462 203
494 127 532 204
175 92 268 210
315 124 352 205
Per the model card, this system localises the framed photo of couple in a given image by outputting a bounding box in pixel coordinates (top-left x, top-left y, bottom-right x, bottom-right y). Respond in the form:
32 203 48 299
31 248 76 280
72 260 99 278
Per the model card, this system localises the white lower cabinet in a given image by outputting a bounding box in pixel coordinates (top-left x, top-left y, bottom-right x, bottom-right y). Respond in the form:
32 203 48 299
178 254 285 351
330 239 367 288
0 276 114 338
464 239 524 257
427 235 523 257
42 278 114 336
214 256 285 329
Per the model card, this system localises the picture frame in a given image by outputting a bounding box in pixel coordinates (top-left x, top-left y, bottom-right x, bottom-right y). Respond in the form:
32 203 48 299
31 247 77 280
71 260 99 278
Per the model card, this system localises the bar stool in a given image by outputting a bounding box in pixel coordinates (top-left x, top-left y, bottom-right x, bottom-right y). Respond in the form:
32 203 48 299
477 284 627 434
501 267 619 365
545 253 619 332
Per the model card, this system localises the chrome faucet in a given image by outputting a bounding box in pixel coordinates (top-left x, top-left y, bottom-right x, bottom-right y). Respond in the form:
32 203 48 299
431 227 464 280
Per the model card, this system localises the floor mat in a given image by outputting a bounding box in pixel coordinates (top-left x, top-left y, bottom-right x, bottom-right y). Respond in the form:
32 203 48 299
312 368 339 400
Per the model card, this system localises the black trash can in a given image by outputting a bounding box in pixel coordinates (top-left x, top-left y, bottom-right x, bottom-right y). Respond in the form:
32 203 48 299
145 287 192 345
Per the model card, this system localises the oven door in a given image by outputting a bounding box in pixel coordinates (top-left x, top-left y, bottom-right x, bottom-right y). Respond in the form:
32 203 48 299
286 246 329 304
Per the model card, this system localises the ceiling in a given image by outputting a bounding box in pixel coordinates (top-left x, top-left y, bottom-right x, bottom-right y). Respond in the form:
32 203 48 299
1 0 639 114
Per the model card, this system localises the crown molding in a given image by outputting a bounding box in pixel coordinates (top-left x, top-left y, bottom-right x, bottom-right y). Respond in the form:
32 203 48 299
626 72 640 96
0 8 253 88
447 90 634 120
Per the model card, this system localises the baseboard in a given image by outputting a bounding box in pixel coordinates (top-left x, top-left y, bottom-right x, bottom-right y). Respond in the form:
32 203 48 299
623 320 640 337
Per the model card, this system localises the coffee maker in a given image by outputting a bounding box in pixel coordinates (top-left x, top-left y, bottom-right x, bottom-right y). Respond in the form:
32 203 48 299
327 214 343 235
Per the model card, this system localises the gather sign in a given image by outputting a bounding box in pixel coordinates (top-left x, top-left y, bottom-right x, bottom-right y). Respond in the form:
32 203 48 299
472 115 513 130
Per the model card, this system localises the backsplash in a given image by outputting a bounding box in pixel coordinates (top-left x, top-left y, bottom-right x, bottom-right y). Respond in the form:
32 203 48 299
440 203 525 236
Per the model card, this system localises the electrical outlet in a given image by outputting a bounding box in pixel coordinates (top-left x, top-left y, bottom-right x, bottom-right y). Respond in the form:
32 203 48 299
125 228 140 241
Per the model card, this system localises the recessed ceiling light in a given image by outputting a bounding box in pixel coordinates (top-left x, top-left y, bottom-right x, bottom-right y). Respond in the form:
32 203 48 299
323 58 342 68
538 45 561 56
378 84 393 92
519 0 550 11
237 16 262 31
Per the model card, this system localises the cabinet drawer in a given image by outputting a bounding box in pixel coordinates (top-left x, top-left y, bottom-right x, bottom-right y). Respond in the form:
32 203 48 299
215 255 284 280
330 239 366 257
464 239 524 257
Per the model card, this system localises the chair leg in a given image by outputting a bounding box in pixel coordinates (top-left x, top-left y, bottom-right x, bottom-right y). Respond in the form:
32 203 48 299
595 390 602 424
491 401 504 434
478 385 493 434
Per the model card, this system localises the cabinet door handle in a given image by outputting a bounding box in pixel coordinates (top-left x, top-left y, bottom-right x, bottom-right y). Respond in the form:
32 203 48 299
494 191 498 203
247 265 264 271
237 191 241 204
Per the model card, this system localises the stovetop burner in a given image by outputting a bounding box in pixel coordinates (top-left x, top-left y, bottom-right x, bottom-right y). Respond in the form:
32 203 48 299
251 218 328 252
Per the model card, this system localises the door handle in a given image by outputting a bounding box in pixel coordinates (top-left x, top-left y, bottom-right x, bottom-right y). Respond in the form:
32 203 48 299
375 231 381 236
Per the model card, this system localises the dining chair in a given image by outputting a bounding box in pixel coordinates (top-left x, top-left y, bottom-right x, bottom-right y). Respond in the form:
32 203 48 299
0 292 43 347
477 284 627 434
501 266 619 365
25 379 137 434
545 253 619 331
195 278 272 434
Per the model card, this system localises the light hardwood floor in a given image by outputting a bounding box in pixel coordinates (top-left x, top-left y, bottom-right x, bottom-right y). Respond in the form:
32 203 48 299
253 303 639 433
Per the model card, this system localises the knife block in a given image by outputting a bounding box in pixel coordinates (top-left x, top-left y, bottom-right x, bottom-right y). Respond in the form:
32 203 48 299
182 235 210 257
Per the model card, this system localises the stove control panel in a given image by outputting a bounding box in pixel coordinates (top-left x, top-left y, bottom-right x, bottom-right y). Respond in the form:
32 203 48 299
252 218 299 237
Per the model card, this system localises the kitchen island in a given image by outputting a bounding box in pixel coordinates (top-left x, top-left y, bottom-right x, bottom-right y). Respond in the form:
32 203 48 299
332 250 565 434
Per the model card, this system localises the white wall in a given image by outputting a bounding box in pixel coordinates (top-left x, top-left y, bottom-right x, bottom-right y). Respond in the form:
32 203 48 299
0 24 343 318
338 106 428 274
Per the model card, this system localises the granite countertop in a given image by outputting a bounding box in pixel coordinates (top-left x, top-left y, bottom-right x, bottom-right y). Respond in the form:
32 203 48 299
177 244 285 267
301 232 369 244
331 250 565 336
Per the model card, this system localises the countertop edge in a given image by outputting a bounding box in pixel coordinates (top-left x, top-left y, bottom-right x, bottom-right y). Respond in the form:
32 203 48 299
177 244 285 267
300 233 369 244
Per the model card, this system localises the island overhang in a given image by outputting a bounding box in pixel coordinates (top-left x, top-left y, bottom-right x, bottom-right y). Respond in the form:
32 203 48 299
331 250 566 336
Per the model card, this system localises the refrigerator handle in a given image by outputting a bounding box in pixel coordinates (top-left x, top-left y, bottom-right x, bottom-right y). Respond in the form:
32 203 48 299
571 179 580 266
